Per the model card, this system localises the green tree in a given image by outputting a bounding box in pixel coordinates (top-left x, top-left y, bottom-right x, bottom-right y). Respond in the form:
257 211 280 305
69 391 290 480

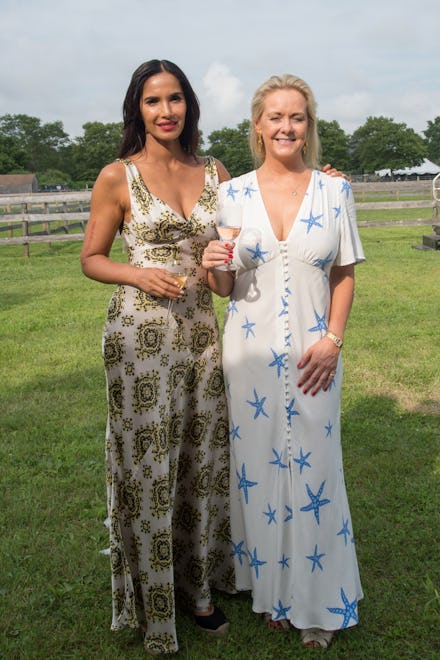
349 116 426 175
0 114 70 172
37 169 72 188
317 119 350 171
0 134 27 173
205 120 253 177
69 121 123 181
424 116 440 165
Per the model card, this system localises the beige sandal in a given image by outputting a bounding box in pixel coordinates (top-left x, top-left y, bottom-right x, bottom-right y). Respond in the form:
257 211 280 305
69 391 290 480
263 612 291 632
300 627 334 648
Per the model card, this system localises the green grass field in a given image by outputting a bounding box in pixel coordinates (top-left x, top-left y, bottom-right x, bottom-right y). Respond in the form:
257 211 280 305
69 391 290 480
1 227 439 659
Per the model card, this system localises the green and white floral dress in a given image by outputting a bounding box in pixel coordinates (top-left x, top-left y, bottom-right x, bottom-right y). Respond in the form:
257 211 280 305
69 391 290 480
102 157 234 655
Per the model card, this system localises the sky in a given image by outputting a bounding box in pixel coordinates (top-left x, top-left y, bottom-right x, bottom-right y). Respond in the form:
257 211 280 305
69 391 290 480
1 0 439 143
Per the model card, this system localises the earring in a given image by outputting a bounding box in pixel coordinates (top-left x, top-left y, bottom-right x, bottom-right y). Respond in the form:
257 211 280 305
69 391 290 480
257 133 263 149
302 141 307 156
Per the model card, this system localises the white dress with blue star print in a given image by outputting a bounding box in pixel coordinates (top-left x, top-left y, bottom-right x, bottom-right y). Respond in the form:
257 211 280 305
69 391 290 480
219 170 365 631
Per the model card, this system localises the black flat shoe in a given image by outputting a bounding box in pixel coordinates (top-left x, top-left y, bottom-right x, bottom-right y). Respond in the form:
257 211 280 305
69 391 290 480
194 606 230 635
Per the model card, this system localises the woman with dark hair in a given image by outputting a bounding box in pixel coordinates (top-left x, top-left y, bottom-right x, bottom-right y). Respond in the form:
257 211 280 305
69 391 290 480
203 74 364 649
118 59 201 158
81 59 234 655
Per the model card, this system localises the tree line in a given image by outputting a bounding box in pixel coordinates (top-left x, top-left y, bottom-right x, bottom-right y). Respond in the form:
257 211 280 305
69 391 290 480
0 113 439 187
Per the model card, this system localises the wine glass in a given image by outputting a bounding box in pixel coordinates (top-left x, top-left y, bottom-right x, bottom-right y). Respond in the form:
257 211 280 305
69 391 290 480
216 205 242 271
165 261 189 325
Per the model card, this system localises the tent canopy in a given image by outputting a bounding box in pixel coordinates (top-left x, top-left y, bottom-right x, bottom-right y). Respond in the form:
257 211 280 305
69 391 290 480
376 159 440 177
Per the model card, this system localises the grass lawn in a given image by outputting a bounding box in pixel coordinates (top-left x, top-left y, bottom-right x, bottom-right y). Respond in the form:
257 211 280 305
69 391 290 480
0 227 439 659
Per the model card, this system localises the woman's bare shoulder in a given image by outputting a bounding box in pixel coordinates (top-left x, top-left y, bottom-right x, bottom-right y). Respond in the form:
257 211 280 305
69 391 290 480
95 160 127 188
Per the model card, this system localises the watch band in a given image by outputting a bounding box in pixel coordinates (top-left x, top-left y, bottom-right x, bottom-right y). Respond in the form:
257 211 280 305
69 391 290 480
325 331 343 348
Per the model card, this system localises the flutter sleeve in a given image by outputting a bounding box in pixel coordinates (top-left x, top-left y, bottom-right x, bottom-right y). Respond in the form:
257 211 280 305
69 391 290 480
334 179 366 266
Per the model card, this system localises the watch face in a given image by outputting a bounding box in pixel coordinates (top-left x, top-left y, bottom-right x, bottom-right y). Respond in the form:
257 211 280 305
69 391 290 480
327 332 342 347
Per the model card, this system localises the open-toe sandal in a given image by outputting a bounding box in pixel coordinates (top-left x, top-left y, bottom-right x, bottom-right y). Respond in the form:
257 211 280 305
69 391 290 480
263 612 291 632
300 627 334 648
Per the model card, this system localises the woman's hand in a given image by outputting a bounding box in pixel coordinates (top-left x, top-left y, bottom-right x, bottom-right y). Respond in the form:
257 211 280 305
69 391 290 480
321 163 350 181
135 267 184 300
297 336 340 396
202 240 235 297
202 239 234 270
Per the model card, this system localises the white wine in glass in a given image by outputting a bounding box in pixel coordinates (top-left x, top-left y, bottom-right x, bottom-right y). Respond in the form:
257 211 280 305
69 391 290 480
165 263 188 325
216 225 241 242
216 206 242 270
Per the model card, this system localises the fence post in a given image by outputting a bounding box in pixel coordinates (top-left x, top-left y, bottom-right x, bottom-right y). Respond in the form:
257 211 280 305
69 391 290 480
22 212 29 258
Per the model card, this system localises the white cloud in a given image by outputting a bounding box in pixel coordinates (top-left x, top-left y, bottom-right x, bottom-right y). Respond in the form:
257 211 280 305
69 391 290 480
320 92 374 133
1 0 439 140
201 63 246 132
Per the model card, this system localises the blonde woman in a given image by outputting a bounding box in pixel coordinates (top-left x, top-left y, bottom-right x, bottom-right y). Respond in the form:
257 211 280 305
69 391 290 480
203 74 364 649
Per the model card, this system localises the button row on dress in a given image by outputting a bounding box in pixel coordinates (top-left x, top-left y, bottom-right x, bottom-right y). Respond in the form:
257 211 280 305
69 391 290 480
280 245 293 456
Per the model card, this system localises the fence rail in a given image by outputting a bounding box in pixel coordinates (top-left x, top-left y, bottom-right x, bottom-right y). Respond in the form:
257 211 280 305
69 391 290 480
0 191 91 256
0 184 436 256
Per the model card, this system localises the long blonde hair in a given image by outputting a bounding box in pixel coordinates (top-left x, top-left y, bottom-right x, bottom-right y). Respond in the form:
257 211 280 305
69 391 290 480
249 74 320 168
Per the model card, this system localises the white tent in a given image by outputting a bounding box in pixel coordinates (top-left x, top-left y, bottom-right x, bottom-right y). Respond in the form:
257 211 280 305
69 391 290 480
376 158 440 177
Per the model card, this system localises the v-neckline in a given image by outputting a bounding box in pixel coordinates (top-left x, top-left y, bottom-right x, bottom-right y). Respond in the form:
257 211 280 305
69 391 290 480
255 169 314 243
128 158 208 221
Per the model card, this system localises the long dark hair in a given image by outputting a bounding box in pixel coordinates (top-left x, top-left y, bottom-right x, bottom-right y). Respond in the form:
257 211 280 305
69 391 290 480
118 59 200 158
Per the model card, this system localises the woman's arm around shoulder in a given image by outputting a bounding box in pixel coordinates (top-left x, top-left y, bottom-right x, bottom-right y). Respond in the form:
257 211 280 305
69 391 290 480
213 158 231 184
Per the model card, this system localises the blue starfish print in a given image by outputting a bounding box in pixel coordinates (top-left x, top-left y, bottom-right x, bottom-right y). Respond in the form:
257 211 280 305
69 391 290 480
341 180 351 199
273 600 291 620
337 518 351 546
269 448 288 470
278 554 289 569
244 184 258 197
246 388 269 419
333 205 341 219
230 424 241 441
278 296 288 317
327 588 358 628
285 284 292 295
300 481 331 525
300 211 323 234
285 398 300 426
227 299 238 315
263 503 277 525
318 178 325 190
294 447 312 474
314 251 333 270
306 544 326 572
325 420 333 437
247 547 267 579
246 242 269 264
231 540 247 565
285 332 292 347
284 505 293 522
268 348 287 377
308 308 328 336
242 317 256 338
226 183 239 200
236 463 258 504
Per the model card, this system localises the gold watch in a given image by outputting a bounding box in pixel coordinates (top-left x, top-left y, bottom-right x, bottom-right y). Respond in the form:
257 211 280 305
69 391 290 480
325 331 343 348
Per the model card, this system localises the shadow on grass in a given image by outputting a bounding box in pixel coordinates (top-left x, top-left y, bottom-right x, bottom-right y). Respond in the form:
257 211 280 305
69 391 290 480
1 379 439 658
341 393 439 656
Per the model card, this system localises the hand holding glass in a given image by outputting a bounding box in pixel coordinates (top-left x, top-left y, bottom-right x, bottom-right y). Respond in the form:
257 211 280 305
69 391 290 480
216 206 242 271
165 262 188 325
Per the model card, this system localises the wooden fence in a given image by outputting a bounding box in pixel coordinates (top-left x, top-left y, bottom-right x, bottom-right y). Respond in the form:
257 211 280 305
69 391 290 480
0 181 437 256
0 191 91 257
